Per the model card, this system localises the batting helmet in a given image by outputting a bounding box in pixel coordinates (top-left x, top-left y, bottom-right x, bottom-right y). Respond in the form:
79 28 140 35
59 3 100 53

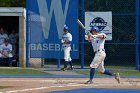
90 26 99 32
64 25 69 30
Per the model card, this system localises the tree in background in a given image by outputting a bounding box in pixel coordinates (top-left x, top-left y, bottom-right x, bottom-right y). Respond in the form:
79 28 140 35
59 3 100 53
0 0 26 7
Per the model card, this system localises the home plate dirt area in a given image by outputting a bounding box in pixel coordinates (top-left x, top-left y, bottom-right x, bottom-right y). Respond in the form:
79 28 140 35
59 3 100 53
0 78 140 93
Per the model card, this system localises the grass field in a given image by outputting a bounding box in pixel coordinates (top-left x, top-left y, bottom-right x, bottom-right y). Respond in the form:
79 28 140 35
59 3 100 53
0 66 139 76
0 86 12 89
0 68 48 75
76 69 140 76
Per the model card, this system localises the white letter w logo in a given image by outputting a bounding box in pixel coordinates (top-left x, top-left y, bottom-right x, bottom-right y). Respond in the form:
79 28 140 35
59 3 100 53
37 0 70 39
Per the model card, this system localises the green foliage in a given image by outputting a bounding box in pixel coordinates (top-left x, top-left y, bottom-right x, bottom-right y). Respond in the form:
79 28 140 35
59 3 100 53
0 0 26 7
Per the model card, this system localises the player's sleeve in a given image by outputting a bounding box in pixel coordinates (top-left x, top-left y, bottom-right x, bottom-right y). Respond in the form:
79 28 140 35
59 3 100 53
102 33 107 39
68 33 72 42
61 35 65 43
0 45 2 52
5 34 9 39
0 44 4 52
99 33 106 39
9 44 12 52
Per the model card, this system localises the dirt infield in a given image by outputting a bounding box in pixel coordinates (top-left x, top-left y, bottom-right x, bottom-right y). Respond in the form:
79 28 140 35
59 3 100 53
0 78 140 93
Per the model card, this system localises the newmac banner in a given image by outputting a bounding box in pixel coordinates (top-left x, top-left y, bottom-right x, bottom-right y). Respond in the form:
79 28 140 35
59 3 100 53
85 12 112 40
27 0 79 58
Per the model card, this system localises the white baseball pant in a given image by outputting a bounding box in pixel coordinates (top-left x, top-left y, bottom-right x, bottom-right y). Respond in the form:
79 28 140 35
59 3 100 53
63 46 72 62
90 51 106 73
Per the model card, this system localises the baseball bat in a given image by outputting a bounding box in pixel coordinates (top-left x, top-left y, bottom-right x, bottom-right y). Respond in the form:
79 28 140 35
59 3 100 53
77 19 86 30
77 19 89 40
77 19 89 33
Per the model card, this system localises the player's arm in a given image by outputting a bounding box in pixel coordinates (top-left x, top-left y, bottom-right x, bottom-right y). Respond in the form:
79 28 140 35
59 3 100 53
88 33 98 42
90 34 106 39
0 45 4 55
64 40 71 44
61 35 65 44
9 45 12 53
64 34 72 44
88 34 93 42
96 34 106 39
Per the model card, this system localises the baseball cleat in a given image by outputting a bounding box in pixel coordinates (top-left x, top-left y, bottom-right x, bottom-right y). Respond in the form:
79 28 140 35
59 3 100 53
114 72 121 83
85 80 93 84
68 66 74 70
61 68 67 71
9 63 12 67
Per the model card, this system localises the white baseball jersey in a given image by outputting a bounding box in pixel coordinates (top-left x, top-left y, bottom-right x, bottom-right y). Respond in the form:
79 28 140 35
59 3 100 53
90 33 106 52
62 33 72 47
90 33 106 73
0 43 13 57
61 32 72 62
0 34 8 45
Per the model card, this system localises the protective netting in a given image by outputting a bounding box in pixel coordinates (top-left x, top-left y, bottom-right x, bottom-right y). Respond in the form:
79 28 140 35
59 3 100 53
83 0 139 67
27 0 140 68
85 0 135 13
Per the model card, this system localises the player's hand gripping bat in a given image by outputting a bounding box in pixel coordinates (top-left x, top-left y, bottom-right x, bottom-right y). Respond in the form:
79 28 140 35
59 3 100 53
77 19 97 40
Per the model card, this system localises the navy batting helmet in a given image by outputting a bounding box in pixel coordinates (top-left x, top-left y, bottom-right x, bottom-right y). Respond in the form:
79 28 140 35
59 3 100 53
90 26 99 32
64 25 69 30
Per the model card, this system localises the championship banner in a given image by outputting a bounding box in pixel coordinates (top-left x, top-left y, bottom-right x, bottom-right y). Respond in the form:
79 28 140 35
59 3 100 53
85 12 112 40
27 0 79 58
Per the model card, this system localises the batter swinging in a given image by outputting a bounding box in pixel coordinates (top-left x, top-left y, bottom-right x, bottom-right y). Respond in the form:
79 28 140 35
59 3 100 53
85 26 121 84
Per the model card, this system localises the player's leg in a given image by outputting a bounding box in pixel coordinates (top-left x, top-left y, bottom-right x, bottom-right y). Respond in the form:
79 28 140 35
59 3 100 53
98 62 121 83
0 53 3 63
8 54 13 67
62 47 69 71
68 58 73 70
96 52 117 76
97 60 114 76
68 47 73 69
8 57 13 67
85 53 101 84
96 51 112 75
103 69 121 83
85 51 106 84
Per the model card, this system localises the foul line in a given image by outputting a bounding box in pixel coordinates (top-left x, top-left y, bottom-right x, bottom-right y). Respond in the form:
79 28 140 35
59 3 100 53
0 79 87 83
0 83 88 93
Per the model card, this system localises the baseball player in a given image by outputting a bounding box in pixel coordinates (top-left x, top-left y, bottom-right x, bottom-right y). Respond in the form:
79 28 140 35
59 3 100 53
85 26 120 84
9 29 18 56
0 27 8 45
61 25 73 71
0 38 13 66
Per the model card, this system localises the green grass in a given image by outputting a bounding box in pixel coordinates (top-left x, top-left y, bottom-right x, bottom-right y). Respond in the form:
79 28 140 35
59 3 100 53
0 86 12 89
0 68 49 75
76 69 140 76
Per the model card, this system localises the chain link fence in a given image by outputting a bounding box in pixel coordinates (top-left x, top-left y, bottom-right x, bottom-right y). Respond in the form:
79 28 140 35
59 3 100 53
83 0 139 68
28 0 140 69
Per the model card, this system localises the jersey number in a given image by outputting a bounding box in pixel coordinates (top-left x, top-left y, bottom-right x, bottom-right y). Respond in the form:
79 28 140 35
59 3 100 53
96 40 99 43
